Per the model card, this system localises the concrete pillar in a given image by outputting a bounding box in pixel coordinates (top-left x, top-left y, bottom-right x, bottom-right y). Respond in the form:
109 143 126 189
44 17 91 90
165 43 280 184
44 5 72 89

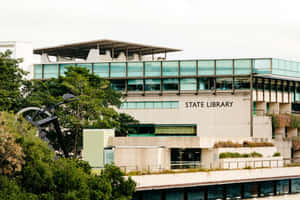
287 128 298 138
275 128 285 139
256 102 266 116
274 139 292 159
279 103 292 114
269 102 280 114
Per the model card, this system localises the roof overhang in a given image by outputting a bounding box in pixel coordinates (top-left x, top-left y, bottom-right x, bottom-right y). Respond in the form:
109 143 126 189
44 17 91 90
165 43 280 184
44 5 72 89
33 39 182 59
254 74 300 82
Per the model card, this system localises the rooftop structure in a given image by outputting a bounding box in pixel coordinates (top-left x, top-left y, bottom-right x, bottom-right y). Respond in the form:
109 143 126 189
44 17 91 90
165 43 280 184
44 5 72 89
34 39 181 62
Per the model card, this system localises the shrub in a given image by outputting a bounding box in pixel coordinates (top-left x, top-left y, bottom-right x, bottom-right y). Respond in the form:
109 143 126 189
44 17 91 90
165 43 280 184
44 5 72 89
219 152 263 159
273 152 281 157
250 152 262 157
214 141 274 148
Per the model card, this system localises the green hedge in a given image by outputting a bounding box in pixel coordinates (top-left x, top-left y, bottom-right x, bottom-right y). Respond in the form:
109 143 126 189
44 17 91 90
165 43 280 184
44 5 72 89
219 152 263 159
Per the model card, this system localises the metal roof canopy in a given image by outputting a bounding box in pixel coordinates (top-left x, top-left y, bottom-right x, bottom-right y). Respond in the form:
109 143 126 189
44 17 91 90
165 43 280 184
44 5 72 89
33 39 182 59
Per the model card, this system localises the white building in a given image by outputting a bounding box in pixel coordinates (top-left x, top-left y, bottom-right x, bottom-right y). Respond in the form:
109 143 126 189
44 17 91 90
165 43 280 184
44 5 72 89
0 41 34 79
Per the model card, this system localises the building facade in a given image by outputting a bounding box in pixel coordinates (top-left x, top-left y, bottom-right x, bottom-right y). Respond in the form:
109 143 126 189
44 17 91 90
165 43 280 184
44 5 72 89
32 40 300 170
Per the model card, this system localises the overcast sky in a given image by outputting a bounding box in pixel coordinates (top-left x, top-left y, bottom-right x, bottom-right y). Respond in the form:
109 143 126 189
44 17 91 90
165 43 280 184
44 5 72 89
1 0 300 60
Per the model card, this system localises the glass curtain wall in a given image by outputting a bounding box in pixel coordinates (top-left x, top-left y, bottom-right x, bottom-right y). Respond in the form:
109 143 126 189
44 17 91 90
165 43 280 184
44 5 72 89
198 60 214 75
234 77 250 90
235 59 251 75
110 62 126 77
199 78 215 91
180 78 196 91
180 61 196 76
145 79 160 91
94 63 109 77
110 80 125 91
145 61 160 77
127 79 143 91
76 63 92 72
216 78 233 90
59 64 73 76
216 60 233 75
163 79 179 91
127 62 143 77
162 61 178 76
43 64 58 79
34 64 42 79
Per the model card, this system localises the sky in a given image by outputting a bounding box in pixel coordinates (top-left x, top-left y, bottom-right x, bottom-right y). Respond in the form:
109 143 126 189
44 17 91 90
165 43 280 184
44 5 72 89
1 0 300 60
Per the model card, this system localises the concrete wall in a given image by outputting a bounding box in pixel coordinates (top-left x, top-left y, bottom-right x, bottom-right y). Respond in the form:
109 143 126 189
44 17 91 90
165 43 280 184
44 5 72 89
220 157 283 169
273 139 292 159
114 147 170 172
82 129 114 167
119 93 251 138
253 116 272 140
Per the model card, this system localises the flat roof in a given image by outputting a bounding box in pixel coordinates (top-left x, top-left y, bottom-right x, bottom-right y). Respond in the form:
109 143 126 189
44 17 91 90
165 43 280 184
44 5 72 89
33 39 182 59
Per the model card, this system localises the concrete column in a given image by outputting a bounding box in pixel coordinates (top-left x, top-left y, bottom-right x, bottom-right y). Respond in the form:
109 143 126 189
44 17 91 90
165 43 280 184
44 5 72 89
287 128 298 138
256 102 266 116
275 128 285 139
279 103 292 114
269 102 279 114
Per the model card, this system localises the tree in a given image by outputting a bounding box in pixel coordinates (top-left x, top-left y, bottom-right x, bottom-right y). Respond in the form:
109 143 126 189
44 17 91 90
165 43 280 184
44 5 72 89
22 66 138 158
0 112 136 200
0 50 27 112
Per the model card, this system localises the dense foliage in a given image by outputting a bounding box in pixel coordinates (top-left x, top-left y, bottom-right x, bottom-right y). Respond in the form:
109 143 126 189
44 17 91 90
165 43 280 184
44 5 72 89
0 50 27 112
0 112 136 200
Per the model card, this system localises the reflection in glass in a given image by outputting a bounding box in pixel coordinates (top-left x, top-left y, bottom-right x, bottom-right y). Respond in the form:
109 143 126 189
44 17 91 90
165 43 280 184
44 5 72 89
128 62 143 77
216 60 233 75
94 63 109 77
44 64 58 79
145 62 161 77
110 80 125 91
234 78 250 90
162 61 178 76
127 79 143 91
180 61 196 76
199 78 215 90
145 79 160 91
180 78 196 91
110 62 126 77
216 78 233 90
163 79 178 91
198 60 214 75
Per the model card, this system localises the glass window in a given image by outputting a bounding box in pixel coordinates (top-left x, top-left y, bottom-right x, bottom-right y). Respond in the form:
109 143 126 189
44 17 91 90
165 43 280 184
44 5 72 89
145 79 160 91
162 61 178 76
166 190 184 200
216 60 233 75
127 62 143 77
76 63 92 72
257 78 264 90
110 62 126 77
145 61 160 77
180 78 196 91
142 191 162 200
207 185 223 200
216 78 233 90
44 64 58 79
276 180 289 195
120 101 179 109
187 189 205 200
271 79 277 91
163 79 179 91
94 63 109 78
103 148 114 165
292 178 300 193
234 77 250 90
296 83 300 101
234 59 251 75
198 60 214 75
277 80 283 92
226 184 241 199
34 65 42 79
254 59 271 74
243 182 259 198
199 78 214 90
59 64 73 76
264 79 270 90
180 61 196 76
110 80 125 91
127 79 143 91
260 181 274 197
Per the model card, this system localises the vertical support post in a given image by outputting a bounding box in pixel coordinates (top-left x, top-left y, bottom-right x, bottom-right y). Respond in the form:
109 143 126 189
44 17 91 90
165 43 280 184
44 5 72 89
152 49 154 61
42 64 44 80
250 59 254 137
126 48 128 61
196 60 199 94
178 61 180 95
276 79 278 103
214 60 217 95
160 61 163 95
262 78 265 102
232 59 235 94
111 46 114 61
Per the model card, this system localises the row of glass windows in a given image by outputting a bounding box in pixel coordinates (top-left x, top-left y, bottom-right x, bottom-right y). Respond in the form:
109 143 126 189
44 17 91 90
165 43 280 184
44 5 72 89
35 59 274 79
272 58 300 78
120 101 179 109
134 179 300 200
111 78 251 92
